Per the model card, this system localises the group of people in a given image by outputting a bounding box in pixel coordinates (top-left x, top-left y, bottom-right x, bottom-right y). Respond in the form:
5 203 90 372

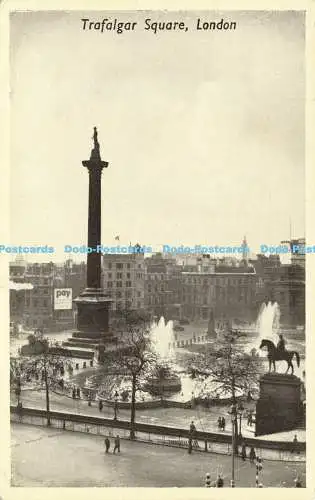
104 435 121 454
205 473 224 488
240 442 257 462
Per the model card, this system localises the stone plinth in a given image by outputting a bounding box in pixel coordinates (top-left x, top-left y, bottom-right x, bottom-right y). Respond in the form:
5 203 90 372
255 373 302 436
74 288 112 337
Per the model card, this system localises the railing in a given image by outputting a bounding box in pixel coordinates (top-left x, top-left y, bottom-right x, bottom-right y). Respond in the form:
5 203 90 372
10 406 305 462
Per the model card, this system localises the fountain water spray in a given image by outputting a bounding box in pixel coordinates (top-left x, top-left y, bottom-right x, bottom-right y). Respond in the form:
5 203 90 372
150 316 175 361
256 301 280 343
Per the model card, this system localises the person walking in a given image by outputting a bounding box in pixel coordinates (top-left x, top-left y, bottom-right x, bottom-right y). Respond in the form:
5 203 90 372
113 435 120 454
249 446 256 463
241 442 247 461
190 421 196 435
99 400 103 412
217 416 222 430
76 387 81 399
205 473 211 487
216 474 224 487
294 476 302 487
221 417 226 431
104 437 110 453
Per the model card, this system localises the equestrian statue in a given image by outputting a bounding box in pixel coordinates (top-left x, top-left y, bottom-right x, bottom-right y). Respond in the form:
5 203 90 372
260 334 300 375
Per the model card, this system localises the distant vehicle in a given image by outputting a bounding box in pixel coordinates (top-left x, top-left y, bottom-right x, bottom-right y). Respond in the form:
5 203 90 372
179 319 190 325
174 325 185 332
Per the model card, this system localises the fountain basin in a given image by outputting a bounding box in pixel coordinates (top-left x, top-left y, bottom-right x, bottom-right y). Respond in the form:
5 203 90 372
143 374 182 395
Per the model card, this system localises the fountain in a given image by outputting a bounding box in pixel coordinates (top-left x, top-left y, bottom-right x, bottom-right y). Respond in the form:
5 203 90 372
144 316 182 395
256 301 280 343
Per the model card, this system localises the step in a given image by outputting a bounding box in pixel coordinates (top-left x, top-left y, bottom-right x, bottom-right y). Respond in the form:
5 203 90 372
59 347 95 359
72 331 105 340
63 341 99 349
67 337 101 345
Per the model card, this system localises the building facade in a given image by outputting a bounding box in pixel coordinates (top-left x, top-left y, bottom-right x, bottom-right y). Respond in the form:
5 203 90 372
181 262 258 324
102 254 145 313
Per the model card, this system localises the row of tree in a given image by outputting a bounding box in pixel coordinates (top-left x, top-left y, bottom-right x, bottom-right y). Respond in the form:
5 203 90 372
10 312 263 440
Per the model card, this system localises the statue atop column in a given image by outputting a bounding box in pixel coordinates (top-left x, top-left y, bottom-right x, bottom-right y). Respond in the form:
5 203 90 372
90 126 101 160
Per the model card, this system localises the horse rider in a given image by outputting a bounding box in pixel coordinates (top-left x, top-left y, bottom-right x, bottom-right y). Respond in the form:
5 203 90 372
277 334 286 353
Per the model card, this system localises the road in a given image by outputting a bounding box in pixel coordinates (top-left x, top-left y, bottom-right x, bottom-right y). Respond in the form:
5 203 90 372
11 423 305 487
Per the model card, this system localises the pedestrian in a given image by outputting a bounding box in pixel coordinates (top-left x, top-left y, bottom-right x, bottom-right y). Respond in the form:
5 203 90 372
241 442 247 461
76 387 81 398
99 400 103 412
221 417 226 431
294 476 302 487
190 421 196 435
113 435 120 454
247 412 253 426
216 474 224 487
104 437 110 453
249 446 256 463
205 473 211 487
292 434 298 453
217 416 222 430
72 387 76 399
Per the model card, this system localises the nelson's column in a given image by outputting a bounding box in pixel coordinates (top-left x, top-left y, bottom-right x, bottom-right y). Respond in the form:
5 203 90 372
66 128 115 361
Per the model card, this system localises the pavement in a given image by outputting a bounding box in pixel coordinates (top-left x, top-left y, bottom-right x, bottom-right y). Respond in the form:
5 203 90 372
11 423 306 487
11 389 306 443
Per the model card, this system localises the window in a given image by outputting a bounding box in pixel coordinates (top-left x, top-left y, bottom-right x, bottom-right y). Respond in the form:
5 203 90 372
108 263 112 269
43 300 48 307
137 301 141 308
116 263 123 269
116 281 123 288
138 264 141 269
127 263 131 269
126 281 132 287
116 272 123 279
107 281 113 288
108 273 112 279
33 300 38 307
137 291 141 297
116 291 122 298
127 273 131 279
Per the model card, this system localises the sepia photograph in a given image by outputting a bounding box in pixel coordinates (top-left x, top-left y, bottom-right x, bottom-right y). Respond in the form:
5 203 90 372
3 5 310 491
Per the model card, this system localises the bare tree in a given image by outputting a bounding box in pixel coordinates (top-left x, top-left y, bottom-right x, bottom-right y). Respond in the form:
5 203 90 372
188 331 263 449
12 332 72 426
103 310 157 439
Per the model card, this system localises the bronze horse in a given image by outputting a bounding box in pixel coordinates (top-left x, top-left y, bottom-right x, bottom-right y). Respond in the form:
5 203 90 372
259 339 300 374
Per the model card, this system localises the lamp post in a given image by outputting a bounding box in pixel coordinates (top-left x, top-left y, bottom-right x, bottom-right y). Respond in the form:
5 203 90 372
229 403 237 487
237 403 244 439
113 390 119 420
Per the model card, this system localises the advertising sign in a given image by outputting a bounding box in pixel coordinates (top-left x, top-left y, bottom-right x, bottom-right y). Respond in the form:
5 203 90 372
54 288 72 310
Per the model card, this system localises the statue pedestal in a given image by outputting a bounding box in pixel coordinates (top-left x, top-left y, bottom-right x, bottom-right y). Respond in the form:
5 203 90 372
255 373 302 436
62 288 116 361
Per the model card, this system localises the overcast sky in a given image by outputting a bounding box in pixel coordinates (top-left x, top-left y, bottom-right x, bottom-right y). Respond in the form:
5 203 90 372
10 10 305 262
